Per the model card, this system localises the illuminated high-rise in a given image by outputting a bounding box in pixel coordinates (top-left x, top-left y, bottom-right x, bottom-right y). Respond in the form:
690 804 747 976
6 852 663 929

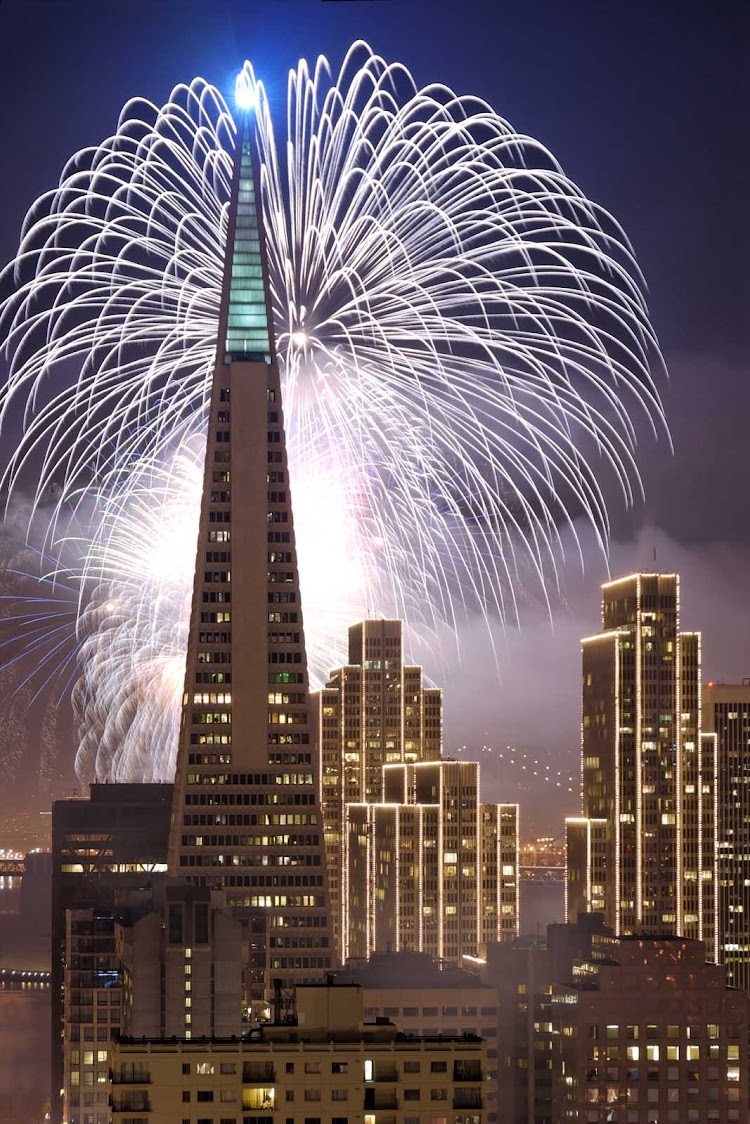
314 620 518 963
167 109 331 1001
566 573 717 960
703 682 750 991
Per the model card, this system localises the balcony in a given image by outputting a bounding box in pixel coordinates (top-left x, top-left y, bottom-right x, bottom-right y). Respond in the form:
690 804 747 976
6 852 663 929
243 1062 275 1083
372 1065 398 1082
364 1089 398 1110
242 1087 275 1112
454 1061 483 1082
454 1089 483 1110
111 1094 151 1113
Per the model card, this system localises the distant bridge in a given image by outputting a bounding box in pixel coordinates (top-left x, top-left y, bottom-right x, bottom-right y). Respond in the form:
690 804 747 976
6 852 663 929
0 858 26 877
0 852 52 878
519 865 565 885
0 968 50 986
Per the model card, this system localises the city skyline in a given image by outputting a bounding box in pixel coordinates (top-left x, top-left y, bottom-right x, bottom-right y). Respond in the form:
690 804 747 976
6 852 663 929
0 2 745 839
0 7 745 1121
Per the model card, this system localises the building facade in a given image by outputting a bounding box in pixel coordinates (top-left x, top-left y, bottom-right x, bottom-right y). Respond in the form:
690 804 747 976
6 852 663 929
52 782 172 1124
110 981 488 1124
566 573 718 959
703 681 750 992
475 918 750 1124
316 619 442 951
116 883 245 1039
57 105 339 1123
166 106 332 998
551 937 749 1123
63 910 123 1124
314 621 519 964
340 951 499 1124
478 915 608 1124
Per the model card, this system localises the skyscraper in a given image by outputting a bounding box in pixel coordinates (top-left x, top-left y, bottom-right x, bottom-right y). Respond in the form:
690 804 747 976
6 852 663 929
703 681 750 992
167 108 331 1001
51 782 172 1124
314 620 519 963
566 573 717 959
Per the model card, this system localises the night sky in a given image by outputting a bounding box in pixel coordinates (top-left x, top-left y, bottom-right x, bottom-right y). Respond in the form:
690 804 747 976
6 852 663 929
0 0 746 833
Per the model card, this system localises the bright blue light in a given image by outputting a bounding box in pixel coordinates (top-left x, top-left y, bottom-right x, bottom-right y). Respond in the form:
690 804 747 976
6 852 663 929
235 73 256 112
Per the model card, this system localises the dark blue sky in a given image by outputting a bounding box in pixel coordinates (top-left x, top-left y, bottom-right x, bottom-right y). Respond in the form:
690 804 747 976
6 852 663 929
0 0 746 825
1 1 746 538
1 0 746 542
0 0 745 356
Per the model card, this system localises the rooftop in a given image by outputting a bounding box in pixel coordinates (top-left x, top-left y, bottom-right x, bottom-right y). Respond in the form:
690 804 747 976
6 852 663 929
338 951 492 991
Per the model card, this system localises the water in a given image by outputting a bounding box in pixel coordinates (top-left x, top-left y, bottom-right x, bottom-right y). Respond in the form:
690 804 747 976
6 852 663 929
0 985 50 1124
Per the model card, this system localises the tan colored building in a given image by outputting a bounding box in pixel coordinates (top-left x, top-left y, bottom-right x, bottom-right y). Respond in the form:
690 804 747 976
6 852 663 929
566 573 718 959
703 681 750 993
110 981 488 1124
315 621 519 965
166 109 332 1001
340 951 499 1124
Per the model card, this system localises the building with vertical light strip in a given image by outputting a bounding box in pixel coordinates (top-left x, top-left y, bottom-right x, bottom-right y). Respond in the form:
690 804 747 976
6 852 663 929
167 106 332 1005
314 620 519 964
565 573 718 960
703 681 750 992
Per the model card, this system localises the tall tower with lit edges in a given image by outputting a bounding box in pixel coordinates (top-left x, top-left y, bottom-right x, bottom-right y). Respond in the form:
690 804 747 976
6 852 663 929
314 619 519 965
703 682 750 993
566 573 718 961
168 103 332 1002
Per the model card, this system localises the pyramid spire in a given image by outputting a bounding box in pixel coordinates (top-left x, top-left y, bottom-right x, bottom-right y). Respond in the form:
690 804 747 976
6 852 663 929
168 108 332 1003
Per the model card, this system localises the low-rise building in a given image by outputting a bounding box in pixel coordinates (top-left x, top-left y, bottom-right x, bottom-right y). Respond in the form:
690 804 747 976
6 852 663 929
340 952 498 1122
551 936 749 1123
479 916 607 1124
110 980 488 1124
477 919 750 1124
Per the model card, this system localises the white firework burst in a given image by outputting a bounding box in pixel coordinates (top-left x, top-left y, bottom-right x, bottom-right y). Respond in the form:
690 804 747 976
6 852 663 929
0 42 666 782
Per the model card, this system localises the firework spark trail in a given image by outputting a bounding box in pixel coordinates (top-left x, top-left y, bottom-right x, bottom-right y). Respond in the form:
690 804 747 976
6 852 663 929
0 42 666 783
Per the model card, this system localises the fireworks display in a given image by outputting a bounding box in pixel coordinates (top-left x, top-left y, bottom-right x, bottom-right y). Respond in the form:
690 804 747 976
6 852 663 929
0 42 666 783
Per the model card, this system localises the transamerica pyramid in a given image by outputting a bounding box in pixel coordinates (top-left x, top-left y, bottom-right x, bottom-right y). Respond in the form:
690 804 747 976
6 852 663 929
168 106 332 1004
